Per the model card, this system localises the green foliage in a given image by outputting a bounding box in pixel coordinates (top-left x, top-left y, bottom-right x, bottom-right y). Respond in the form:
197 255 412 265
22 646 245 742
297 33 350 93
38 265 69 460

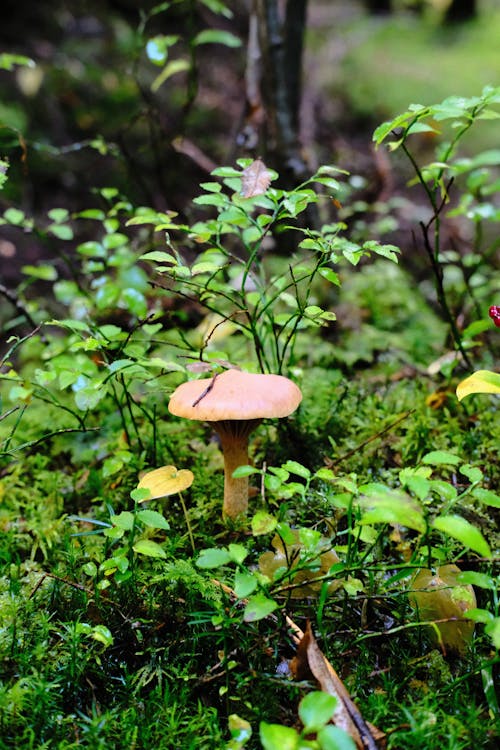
1 57 500 749
129 159 398 374
259 692 355 750
374 85 500 367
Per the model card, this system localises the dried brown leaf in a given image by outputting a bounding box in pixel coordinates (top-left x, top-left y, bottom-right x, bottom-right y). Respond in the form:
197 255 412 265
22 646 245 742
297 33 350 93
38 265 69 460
241 158 272 197
291 622 385 749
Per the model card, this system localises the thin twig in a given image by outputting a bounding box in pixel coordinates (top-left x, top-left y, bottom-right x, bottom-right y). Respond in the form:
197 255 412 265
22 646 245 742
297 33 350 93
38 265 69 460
0 284 47 342
192 371 220 407
325 410 415 469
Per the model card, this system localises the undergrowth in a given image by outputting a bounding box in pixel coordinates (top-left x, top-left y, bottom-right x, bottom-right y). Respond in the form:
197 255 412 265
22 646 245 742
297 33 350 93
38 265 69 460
0 36 499 750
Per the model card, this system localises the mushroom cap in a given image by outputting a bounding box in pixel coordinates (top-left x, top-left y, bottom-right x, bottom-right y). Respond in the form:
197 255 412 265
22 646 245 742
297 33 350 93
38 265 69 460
168 368 302 422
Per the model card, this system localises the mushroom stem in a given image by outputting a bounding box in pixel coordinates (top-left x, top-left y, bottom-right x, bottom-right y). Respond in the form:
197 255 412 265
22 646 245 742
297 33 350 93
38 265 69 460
214 419 263 519
217 431 251 519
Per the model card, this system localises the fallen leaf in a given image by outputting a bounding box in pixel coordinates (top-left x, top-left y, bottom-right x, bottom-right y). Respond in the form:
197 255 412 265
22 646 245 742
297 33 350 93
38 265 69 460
291 622 385 749
409 564 477 654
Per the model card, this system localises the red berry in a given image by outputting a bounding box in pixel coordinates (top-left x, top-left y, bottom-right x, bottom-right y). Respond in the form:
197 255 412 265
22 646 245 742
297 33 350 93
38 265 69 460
489 306 500 327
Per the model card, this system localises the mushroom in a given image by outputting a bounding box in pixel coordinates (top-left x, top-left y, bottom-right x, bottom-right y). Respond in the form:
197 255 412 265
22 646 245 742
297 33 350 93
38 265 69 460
168 368 302 519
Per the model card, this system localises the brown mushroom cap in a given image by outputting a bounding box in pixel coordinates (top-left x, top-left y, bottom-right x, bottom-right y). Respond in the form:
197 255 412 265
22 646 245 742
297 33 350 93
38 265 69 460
168 368 302 422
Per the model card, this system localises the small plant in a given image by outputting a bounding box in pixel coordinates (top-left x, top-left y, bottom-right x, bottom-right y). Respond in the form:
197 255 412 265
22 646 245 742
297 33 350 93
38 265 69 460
259 691 356 750
373 85 500 367
129 158 399 375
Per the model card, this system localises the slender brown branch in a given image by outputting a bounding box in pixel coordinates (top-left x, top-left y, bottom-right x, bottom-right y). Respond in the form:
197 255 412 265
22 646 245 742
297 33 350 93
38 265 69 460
325 410 415 469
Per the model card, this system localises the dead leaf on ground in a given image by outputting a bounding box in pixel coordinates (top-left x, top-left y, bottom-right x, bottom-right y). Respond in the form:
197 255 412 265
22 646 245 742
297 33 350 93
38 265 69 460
290 622 385 749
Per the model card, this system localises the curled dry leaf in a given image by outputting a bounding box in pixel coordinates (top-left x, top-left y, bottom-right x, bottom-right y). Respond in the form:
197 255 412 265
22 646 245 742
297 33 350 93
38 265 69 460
240 158 272 197
290 622 385 749
137 465 194 500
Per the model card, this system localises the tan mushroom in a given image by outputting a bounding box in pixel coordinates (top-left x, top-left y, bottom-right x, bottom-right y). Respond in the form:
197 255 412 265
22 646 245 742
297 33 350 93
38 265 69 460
168 368 302 519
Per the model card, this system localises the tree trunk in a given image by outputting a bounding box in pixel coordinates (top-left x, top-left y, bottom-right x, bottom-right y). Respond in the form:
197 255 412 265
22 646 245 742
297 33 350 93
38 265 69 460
445 0 477 23
252 0 309 185
364 0 392 14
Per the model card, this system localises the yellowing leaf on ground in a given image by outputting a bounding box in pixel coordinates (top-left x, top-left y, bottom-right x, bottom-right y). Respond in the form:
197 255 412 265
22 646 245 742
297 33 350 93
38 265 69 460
137 465 194 499
409 564 476 654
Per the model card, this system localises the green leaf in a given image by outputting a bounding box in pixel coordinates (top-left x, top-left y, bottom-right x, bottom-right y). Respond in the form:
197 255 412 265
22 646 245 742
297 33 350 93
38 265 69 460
146 34 179 66
193 29 241 48
232 465 260 478
281 460 311 479
48 208 70 222
471 488 500 508
90 624 114 647
151 59 190 92
459 464 483 484
364 240 399 262
199 0 233 18
196 547 232 568
103 526 125 540
319 267 340 286
4 207 25 225
0 53 36 71
485 618 500 650
228 714 252 746
131 488 151 503
432 514 492 557
102 456 125 477
137 509 170 530
74 386 104 411
111 511 134 531
48 223 73 240
298 692 337 734
317 724 358 750
421 450 461 466
456 370 500 400
77 240 106 258
228 543 248 565
234 571 257 599
251 511 277 536
132 539 167 558
358 491 425 533
243 593 278 622
457 571 497 590
22 264 57 281
259 722 299 750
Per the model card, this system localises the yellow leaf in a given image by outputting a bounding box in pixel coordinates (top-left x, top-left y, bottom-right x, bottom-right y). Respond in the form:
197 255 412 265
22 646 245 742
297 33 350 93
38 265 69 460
137 465 194 499
456 369 500 401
